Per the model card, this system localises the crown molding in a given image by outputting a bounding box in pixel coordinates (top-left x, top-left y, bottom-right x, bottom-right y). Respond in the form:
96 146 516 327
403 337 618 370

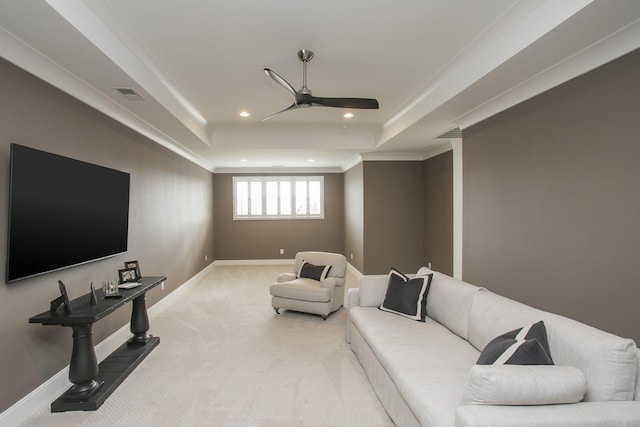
0 26 215 173
359 152 426 162
213 166 343 174
379 0 593 145
455 16 640 130
44 0 209 145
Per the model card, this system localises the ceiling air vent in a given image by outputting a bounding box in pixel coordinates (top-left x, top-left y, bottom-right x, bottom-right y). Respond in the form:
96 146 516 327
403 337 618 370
437 128 462 138
114 87 145 101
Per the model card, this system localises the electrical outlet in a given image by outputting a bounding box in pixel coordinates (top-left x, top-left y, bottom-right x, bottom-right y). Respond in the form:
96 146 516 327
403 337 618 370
350 253 354 260
428 262 432 269
205 255 208 262
161 281 165 290
280 249 284 255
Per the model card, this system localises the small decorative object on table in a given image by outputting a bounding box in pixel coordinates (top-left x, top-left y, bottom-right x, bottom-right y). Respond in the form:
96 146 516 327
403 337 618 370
89 282 98 305
102 278 122 298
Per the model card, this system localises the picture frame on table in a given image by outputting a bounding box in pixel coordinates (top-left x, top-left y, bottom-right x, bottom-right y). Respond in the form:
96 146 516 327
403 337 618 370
124 260 141 278
49 280 73 314
118 267 139 284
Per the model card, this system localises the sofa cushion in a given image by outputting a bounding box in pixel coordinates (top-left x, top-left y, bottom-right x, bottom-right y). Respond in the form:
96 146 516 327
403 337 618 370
298 261 331 281
426 272 482 340
461 365 587 406
380 268 432 321
269 279 332 302
477 321 553 365
468 289 638 402
350 306 479 427
416 266 435 276
358 274 389 307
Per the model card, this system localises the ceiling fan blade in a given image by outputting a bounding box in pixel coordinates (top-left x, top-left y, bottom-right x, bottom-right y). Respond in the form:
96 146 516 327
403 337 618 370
262 103 301 121
264 68 297 98
310 96 379 109
265 51 379 116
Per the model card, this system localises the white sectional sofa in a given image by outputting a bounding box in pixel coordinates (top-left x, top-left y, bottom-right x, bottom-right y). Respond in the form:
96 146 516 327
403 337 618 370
346 269 640 427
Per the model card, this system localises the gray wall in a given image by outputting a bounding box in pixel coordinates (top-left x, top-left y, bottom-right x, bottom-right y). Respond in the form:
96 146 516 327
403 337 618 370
0 59 214 412
423 152 453 275
343 157 454 275
344 163 364 272
213 173 344 259
463 48 640 343
363 161 425 274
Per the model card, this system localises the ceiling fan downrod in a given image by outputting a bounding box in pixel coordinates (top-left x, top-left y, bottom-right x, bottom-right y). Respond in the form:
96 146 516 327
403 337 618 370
298 49 314 96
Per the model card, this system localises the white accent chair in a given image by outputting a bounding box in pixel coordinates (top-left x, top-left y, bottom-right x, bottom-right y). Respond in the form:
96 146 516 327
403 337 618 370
270 251 347 319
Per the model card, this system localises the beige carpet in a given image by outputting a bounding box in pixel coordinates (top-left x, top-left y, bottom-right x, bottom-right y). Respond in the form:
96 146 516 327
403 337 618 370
20 264 393 426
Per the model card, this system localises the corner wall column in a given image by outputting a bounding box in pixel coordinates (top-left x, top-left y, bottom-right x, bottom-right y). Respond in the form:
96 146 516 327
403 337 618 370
451 138 463 279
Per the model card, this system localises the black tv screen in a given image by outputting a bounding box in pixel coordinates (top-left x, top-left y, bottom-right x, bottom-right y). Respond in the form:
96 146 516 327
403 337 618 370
6 144 130 283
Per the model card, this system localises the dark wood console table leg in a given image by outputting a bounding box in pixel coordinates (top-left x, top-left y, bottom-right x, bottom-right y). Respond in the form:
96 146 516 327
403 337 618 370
129 293 150 345
67 324 103 397
31 276 166 412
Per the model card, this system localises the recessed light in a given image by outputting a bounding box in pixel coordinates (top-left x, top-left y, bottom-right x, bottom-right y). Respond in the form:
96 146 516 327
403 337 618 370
239 111 250 117
240 159 247 162
308 159 315 163
343 112 354 118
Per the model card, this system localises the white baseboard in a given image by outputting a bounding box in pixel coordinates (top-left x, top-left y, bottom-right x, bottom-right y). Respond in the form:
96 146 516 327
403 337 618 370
347 262 363 279
0 262 217 426
148 262 216 315
213 258 294 266
0 367 68 427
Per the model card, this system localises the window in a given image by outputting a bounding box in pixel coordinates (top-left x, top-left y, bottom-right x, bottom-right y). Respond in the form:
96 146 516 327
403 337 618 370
233 176 324 220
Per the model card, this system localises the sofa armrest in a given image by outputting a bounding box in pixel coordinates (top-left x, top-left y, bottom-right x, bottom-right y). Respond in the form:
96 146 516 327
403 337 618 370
455 401 640 427
345 288 360 343
346 287 360 310
277 273 296 283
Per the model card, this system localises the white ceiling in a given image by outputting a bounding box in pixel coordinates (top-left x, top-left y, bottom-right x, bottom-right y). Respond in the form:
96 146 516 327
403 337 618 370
1 0 639 172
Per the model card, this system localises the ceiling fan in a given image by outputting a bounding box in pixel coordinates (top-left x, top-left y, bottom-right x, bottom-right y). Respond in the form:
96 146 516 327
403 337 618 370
263 49 379 121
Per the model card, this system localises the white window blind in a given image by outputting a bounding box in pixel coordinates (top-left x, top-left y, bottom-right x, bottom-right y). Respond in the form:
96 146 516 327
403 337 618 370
233 176 324 220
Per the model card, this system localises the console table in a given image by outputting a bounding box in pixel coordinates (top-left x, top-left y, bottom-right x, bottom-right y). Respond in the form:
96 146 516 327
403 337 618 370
29 276 166 412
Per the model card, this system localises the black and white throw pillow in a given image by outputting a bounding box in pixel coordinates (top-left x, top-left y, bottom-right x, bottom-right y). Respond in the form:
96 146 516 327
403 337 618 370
379 267 433 322
477 321 554 365
298 261 331 282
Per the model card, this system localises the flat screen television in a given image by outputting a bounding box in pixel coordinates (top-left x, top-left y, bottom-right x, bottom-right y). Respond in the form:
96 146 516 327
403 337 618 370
6 144 130 283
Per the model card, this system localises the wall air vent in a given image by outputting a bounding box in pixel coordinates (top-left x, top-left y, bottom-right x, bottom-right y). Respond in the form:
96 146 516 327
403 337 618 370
436 127 462 138
114 87 145 101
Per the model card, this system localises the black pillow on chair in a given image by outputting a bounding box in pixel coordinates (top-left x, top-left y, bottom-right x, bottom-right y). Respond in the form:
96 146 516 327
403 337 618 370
298 261 331 282
379 267 433 322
